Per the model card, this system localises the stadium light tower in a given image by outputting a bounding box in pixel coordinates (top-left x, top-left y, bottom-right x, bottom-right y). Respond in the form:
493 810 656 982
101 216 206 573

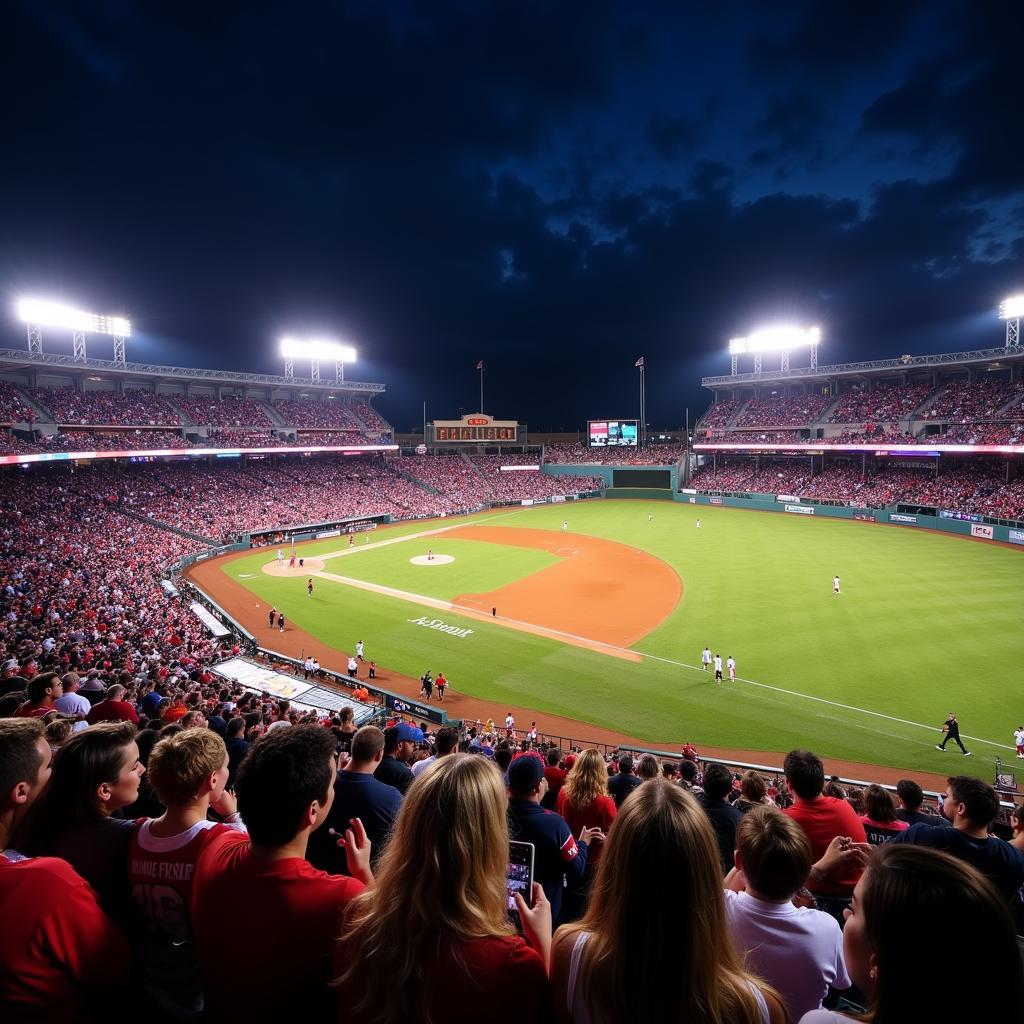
728 324 821 375
998 294 1024 349
16 297 132 365
280 337 357 383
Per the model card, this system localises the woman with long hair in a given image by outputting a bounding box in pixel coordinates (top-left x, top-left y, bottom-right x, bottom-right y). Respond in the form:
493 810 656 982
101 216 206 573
21 721 144 922
555 749 615 921
798 844 1024 1022
551 779 789 1024
734 770 769 814
333 754 552 1024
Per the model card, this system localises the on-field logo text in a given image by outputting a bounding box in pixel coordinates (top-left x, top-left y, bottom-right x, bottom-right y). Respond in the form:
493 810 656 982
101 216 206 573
407 616 474 638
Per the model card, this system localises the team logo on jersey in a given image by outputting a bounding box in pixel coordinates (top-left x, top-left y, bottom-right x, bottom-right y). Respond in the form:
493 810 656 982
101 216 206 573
560 834 579 862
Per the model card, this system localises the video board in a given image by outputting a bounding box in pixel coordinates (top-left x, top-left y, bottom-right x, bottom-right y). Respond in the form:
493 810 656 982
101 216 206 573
588 419 638 447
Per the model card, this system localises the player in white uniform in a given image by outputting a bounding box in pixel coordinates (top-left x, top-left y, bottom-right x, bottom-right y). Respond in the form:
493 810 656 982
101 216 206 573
427 548 434 561
561 520 568 532
833 575 841 595
713 654 723 684
727 655 736 681
356 640 364 662
1014 726 1024 758
701 647 712 671
276 547 283 565
648 513 653 523
696 518 701 529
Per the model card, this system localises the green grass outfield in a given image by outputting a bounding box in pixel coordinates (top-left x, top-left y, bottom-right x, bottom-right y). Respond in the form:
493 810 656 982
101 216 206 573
220 501 1024 772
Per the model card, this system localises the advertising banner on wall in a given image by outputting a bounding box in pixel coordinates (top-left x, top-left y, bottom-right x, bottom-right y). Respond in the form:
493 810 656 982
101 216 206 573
970 524 994 540
709 497 723 505
890 513 917 524
853 513 876 522
785 504 815 515
1009 529 1024 545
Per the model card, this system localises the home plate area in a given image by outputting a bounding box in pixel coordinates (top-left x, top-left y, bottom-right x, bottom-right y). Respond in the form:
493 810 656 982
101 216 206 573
409 554 455 566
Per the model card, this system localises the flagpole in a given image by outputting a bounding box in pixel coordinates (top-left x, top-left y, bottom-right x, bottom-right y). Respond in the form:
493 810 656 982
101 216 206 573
479 364 484 413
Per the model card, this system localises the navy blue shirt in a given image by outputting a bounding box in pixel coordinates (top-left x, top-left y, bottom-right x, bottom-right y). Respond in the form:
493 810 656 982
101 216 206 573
507 798 587 925
307 770 403 875
891 823 1024 902
608 772 642 808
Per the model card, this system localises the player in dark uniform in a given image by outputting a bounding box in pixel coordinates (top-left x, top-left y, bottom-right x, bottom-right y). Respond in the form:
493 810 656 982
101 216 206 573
420 671 433 700
937 712 971 755
268 607 277 628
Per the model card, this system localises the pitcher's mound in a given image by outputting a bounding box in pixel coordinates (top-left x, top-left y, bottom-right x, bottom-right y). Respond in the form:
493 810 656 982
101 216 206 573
410 554 454 566
263 557 325 577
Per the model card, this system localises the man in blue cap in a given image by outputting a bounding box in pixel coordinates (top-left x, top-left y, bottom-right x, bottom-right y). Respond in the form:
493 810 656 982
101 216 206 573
506 752 600 925
373 723 421 795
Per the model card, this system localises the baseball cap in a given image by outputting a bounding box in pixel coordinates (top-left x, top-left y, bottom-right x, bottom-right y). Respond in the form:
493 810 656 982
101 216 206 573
1 659 19 672
395 723 424 743
508 752 545 792
563 753 577 769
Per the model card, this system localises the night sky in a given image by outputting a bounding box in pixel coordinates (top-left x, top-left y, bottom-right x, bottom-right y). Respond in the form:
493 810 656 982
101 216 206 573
4 2 1024 432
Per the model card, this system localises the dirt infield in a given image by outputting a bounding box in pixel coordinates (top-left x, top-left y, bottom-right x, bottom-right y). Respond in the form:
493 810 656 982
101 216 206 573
444 524 682 648
187 538 949 793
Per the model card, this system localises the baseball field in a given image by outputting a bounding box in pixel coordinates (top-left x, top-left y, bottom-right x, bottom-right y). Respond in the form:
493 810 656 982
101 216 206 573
199 499 1024 774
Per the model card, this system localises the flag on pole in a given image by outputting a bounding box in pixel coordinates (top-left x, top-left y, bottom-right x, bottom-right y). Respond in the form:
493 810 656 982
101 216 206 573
634 356 644 368
476 360 484 370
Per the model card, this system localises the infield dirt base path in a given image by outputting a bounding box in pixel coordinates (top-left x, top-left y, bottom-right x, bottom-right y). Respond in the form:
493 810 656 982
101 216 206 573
444 524 682 648
187 534 949 793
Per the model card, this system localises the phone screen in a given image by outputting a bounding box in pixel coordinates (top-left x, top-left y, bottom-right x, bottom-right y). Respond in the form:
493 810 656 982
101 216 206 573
507 840 535 932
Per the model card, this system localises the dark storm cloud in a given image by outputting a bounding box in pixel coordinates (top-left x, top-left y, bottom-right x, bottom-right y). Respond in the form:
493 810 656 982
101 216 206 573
3 2 1023 429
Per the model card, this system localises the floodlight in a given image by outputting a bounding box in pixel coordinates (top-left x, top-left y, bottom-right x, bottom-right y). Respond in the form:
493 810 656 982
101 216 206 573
998 295 1024 320
16 298 131 337
730 324 820 354
279 337 356 362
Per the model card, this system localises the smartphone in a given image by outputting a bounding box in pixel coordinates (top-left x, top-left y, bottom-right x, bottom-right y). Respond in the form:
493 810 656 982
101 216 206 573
507 840 535 932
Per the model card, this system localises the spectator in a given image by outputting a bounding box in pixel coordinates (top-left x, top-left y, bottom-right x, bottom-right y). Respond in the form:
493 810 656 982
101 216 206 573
551 780 788 1024
541 746 568 810
129 729 245 1019
224 716 249 788
411 725 459 777
307 725 402 875
783 749 867 898
734 770 769 814
54 672 90 719
192 726 371 1019
333 754 553 1024
556 748 616 920
858 784 909 843
636 753 660 781
893 779 938 826
14 672 62 718
798 845 1024 1023
22 721 144 922
507 751 593 926
607 753 641 808
724 807 851 1020
698 762 744 874
85 684 139 725
890 775 1024 903
0 719 129 1021
373 723 420 794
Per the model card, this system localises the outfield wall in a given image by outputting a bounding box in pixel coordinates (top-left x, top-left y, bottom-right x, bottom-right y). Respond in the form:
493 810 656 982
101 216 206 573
675 489 1024 545
546 463 678 489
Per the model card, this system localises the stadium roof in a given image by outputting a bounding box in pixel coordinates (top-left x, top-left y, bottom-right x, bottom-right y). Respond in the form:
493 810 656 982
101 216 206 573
702 344 1024 390
0 348 385 394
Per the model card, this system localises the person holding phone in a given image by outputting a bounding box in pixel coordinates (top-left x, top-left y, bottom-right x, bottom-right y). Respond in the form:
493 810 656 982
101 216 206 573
333 755 553 1023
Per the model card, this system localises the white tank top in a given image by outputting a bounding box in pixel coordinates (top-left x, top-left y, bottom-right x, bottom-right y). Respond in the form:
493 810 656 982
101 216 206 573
566 931 770 1024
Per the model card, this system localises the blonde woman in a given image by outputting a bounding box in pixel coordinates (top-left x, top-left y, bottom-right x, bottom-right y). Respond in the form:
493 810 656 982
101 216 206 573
333 754 553 1024
555 749 615 922
551 780 789 1024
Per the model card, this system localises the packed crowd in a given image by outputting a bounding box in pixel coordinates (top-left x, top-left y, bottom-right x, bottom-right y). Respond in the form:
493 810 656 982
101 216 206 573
468 455 602 502
13 429 191 453
173 395 272 428
349 403 392 432
28 387 181 427
295 431 375 447
544 442 687 464
925 380 1024 422
690 459 1024 519
700 399 742 428
826 383 931 424
0 381 33 424
942 422 1024 445
272 399 365 430
2 707 1021 1023
734 394 830 428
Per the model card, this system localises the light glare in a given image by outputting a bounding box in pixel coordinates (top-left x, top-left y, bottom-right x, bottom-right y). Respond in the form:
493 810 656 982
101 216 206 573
729 324 821 354
16 298 132 337
280 337 356 361
999 295 1024 320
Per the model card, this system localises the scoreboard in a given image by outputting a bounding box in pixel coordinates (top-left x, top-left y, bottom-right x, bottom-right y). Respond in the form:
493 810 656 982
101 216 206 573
430 413 520 443
588 419 638 447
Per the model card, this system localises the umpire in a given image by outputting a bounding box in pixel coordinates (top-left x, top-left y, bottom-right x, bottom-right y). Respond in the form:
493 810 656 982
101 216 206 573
937 712 971 756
